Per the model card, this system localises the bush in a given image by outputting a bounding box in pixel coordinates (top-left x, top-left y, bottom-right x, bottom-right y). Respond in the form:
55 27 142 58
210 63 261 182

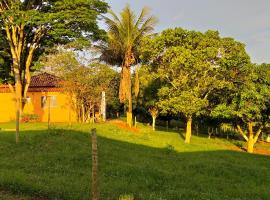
21 114 39 123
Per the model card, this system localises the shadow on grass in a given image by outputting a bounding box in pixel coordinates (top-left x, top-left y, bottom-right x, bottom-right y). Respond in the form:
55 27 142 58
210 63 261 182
0 129 269 200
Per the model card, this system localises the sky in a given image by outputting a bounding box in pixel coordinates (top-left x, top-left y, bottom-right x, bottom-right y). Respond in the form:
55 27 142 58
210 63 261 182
105 0 270 64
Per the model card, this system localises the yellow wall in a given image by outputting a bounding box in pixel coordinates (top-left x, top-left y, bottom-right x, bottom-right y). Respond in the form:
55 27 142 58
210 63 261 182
0 93 16 122
0 91 77 123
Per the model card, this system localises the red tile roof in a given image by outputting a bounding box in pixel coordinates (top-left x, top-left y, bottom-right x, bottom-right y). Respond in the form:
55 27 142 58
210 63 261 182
0 73 62 93
30 72 60 88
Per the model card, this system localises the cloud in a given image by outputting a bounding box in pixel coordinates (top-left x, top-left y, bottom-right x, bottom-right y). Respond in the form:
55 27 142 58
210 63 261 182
106 0 270 63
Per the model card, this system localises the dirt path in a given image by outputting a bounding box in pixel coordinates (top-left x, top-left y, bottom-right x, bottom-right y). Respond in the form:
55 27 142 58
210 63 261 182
254 148 270 156
109 119 140 133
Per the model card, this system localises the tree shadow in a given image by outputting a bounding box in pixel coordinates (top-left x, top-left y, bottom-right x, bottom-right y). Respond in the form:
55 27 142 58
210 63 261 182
0 128 269 200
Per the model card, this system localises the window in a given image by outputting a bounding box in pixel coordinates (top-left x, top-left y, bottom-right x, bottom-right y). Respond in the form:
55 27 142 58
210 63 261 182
26 97 31 103
41 96 57 108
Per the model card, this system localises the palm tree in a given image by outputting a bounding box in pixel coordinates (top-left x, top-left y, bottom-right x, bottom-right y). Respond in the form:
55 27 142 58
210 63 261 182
100 5 157 127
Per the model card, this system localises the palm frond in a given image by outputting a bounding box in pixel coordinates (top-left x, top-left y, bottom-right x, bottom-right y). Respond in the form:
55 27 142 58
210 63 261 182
100 4 157 66
134 7 150 28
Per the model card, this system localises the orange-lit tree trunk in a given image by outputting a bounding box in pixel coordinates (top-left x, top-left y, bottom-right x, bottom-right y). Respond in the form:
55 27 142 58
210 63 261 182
119 48 135 127
185 116 192 144
149 106 159 131
3 18 44 143
237 122 262 153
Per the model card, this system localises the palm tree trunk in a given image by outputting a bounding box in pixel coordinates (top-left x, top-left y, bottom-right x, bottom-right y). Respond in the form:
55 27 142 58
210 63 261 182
120 64 133 127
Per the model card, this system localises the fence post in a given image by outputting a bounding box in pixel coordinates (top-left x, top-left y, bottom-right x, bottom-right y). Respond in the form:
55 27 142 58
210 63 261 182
91 128 99 200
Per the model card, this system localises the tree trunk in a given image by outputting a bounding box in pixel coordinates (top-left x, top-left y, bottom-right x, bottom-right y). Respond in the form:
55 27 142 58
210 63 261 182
119 48 133 127
82 104 85 123
237 122 261 154
15 81 22 144
127 67 132 127
185 116 192 144
247 122 255 153
152 116 156 131
247 137 254 153
92 107 95 123
127 112 133 128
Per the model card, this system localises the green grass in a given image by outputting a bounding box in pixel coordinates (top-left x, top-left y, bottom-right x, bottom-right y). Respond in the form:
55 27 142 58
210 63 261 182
0 122 269 200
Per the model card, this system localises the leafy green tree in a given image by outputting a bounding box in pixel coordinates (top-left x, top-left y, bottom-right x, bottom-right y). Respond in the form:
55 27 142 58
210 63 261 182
140 28 249 143
212 64 270 153
0 0 108 142
100 5 157 127
138 65 161 130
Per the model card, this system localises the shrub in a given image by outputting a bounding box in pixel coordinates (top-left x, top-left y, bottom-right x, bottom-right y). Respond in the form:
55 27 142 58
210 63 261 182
21 114 39 123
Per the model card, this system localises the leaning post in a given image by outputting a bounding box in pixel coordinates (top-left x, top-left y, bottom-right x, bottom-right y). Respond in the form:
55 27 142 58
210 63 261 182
91 128 99 200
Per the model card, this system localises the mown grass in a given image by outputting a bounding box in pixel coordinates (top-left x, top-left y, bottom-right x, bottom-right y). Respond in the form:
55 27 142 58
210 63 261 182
0 122 269 200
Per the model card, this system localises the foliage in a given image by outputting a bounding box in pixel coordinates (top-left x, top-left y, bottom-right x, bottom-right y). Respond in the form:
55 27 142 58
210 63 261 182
140 28 249 142
40 50 119 122
0 0 108 141
140 28 249 119
100 5 157 66
211 62 270 152
0 0 108 85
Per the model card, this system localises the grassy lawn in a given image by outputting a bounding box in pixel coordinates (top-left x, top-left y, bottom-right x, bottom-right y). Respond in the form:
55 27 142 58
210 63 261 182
0 122 269 200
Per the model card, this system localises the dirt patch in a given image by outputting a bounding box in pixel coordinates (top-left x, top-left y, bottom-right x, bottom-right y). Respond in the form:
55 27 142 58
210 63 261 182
223 144 270 156
223 145 244 152
109 120 140 133
254 148 270 156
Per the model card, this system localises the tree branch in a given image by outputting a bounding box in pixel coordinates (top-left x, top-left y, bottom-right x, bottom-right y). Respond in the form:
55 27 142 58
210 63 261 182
254 127 262 143
8 83 15 94
237 125 248 142
23 26 45 98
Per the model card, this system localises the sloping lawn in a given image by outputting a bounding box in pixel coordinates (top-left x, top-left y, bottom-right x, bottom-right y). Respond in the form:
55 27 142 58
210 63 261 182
0 122 269 200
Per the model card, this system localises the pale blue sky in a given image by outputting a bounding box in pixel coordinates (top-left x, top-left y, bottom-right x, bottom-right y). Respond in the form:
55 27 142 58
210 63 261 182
104 0 270 64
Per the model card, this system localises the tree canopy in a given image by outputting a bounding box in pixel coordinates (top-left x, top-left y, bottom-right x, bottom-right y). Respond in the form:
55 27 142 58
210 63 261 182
211 63 270 152
0 0 108 142
40 50 119 122
140 28 251 143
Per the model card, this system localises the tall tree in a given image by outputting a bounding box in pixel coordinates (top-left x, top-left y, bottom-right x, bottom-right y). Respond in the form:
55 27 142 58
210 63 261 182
140 28 249 143
212 64 270 153
138 65 161 131
0 0 108 142
100 5 157 127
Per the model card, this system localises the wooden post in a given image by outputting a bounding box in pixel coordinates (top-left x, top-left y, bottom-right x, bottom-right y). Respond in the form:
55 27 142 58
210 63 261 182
101 91 106 122
15 107 20 144
48 96 51 130
91 128 98 200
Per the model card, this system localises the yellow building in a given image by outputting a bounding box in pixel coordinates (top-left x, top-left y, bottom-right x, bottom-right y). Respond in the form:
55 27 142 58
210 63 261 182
0 73 76 123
